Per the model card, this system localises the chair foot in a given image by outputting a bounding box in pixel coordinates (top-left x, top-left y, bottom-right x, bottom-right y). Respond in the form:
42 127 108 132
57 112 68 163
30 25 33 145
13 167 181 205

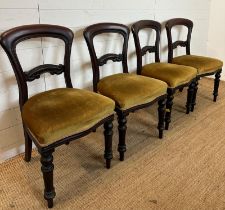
47 199 53 208
158 98 166 139
165 89 174 130
106 159 111 169
117 112 127 161
159 130 163 139
186 80 195 114
119 152 125 161
165 124 169 130
213 70 222 102
104 120 113 169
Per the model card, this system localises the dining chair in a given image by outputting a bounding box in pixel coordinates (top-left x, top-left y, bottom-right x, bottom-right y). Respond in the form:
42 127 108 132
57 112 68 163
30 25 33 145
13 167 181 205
83 22 168 161
131 20 197 129
0 24 115 208
166 18 223 110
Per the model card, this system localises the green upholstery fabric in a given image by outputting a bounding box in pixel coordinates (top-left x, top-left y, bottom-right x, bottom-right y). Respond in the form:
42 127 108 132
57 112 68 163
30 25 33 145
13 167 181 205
142 63 197 88
97 73 167 110
172 55 223 75
22 88 115 146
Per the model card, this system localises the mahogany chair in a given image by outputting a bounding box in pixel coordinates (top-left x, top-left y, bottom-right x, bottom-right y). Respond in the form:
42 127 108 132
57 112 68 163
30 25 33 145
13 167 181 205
131 20 197 130
0 24 115 208
84 22 168 161
166 18 223 110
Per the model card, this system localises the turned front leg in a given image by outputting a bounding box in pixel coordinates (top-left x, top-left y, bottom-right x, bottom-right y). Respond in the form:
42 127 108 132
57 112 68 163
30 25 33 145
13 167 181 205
40 149 56 208
213 70 222 102
191 78 199 112
186 80 195 114
165 89 174 130
158 98 166 139
104 120 113 169
117 112 127 161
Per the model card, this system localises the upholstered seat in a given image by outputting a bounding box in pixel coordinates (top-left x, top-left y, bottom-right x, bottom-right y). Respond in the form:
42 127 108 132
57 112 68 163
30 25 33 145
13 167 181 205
172 55 223 75
22 88 115 146
141 63 197 88
97 73 167 110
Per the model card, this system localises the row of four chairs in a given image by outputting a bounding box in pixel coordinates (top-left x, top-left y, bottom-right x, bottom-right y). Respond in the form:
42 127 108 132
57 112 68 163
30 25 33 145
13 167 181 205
0 18 223 208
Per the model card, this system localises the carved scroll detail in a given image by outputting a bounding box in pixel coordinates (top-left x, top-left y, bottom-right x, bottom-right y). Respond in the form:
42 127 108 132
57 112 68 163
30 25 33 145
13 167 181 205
25 64 64 82
98 53 123 66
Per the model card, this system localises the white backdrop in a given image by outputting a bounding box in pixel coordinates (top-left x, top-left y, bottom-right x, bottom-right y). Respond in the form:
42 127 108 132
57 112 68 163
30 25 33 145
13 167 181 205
207 0 225 80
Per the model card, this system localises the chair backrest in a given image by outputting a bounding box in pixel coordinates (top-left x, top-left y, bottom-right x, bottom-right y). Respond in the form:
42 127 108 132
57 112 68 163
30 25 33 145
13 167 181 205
131 20 161 75
83 23 130 92
165 18 193 63
0 24 74 110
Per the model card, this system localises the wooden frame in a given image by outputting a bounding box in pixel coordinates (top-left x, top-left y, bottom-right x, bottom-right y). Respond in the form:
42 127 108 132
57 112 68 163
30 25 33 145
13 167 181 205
131 20 196 129
84 22 167 161
0 24 114 208
166 18 222 107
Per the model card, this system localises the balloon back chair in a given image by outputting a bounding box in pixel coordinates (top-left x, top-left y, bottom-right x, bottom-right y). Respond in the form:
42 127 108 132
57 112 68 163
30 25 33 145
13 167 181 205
131 20 197 129
84 22 168 161
0 24 115 208
166 18 223 110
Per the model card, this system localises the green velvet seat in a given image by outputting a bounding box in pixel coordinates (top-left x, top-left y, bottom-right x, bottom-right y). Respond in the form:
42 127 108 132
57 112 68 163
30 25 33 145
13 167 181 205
22 88 115 146
142 63 197 88
172 55 223 75
97 73 168 110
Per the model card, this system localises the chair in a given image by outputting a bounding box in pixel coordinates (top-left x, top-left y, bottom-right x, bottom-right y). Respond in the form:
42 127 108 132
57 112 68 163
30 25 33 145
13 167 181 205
131 20 197 130
166 18 223 110
83 22 168 161
0 24 115 208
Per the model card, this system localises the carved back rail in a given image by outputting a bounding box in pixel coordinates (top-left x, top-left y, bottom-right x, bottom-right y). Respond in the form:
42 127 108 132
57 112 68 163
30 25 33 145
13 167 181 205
83 23 130 92
165 18 193 63
0 24 74 110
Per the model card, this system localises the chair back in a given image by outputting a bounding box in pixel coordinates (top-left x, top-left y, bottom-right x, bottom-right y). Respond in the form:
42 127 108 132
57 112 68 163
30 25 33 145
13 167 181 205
131 20 161 74
0 24 74 109
83 23 130 92
165 18 193 62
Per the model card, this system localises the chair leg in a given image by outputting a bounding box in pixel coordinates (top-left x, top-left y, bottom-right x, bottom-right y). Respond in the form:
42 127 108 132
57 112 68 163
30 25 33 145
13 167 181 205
191 78 199 112
41 149 56 208
165 89 174 130
24 129 32 162
104 120 113 169
158 98 166 139
186 80 195 114
117 112 127 161
213 70 222 102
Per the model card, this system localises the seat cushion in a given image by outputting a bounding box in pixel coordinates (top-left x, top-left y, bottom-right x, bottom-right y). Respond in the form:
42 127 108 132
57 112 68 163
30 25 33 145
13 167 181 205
97 73 167 110
172 55 223 75
22 88 115 146
142 63 197 88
